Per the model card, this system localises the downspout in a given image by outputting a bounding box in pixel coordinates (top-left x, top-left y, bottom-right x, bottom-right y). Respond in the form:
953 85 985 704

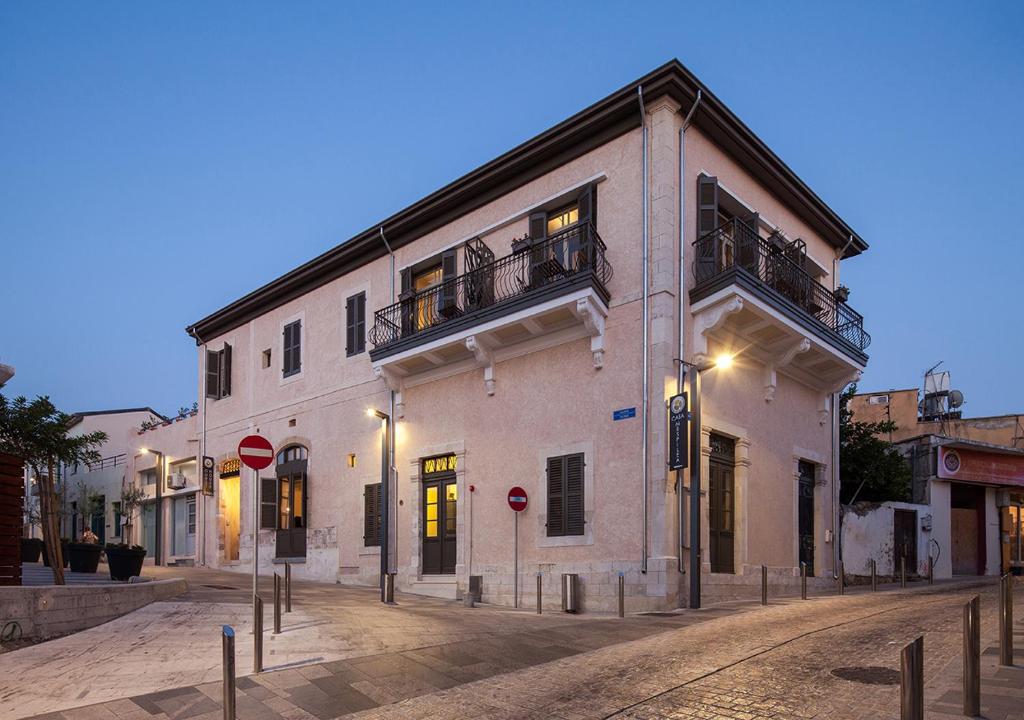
677 90 701 573
378 227 397 578
832 234 854 580
638 85 649 575
189 326 209 567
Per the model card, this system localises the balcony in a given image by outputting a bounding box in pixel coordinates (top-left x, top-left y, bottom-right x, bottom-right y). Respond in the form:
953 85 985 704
369 222 613 403
690 219 869 406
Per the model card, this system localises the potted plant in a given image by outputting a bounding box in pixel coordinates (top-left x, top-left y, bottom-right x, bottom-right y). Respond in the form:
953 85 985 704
105 542 147 581
119 483 148 547
21 537 43 563
835 285 851 303
42 538 70 568
68 537 103 573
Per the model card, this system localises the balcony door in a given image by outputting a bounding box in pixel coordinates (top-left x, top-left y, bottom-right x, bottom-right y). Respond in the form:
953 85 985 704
421 455 457 575
798 461 815 576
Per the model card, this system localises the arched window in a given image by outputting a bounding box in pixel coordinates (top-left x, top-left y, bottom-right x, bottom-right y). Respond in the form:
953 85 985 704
277 445 308 464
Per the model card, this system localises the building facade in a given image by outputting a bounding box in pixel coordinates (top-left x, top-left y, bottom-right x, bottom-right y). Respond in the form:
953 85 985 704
175 61 870 610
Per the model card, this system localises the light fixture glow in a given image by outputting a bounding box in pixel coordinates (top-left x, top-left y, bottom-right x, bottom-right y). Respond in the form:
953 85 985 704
139 448 149 455
714 353 734 370
365 408 376 418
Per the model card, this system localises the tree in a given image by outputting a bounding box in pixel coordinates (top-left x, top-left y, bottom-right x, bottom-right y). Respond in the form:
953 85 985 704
119 483 147 546
839 384 912 504
0 395 107 584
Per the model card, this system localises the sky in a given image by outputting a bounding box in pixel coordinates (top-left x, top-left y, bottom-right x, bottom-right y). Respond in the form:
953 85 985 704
1 1 1022 419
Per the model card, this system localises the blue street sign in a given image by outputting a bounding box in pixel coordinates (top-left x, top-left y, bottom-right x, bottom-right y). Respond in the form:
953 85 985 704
612 407 637 421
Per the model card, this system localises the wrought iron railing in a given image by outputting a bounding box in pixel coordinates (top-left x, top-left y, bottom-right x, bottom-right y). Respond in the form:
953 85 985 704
77 454 127 473
693 219 870 351
369 222 612 350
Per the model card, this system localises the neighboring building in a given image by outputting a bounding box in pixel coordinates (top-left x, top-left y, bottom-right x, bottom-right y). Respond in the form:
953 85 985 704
183 60 871 609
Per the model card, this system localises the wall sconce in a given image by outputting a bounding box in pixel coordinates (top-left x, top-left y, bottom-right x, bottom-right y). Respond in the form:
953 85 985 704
347 453 357 468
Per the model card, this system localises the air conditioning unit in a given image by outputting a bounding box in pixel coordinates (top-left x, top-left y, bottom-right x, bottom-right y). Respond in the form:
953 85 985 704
167 473 188 490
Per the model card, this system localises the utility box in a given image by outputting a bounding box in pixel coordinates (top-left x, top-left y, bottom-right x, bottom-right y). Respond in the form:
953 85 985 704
561 573 580 613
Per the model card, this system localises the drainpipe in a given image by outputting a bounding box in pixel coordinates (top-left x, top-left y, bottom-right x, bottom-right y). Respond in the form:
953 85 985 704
378 228 397 579
831 234 854 580
638 85 649 575
677 90 702 573
188 327 209 567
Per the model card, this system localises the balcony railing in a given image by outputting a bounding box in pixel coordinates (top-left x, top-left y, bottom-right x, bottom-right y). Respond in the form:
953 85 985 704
369 222 612 354
693 219 870 352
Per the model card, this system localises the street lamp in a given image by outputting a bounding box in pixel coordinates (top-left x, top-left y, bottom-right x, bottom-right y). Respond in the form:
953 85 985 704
683 353 733 609
139 448 165 566
366 408 392 602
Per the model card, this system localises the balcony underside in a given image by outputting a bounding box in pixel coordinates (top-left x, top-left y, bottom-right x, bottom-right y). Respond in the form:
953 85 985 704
692 283 865 405
372 285 607 409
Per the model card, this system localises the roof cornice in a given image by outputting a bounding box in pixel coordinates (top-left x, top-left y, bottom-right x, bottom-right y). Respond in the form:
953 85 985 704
187 59 867 343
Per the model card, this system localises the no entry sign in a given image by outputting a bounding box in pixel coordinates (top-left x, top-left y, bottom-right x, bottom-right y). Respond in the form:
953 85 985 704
237 434 274 471
507 486 528 512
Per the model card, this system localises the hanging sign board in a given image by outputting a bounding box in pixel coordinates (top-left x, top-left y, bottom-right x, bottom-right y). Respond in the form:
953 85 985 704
667 393 689 470
201 456 215 496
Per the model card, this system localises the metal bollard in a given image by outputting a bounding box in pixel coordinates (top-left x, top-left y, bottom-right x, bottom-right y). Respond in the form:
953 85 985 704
617 572 625 618
963 595 980 716
761 565 768 605
1000 573 1014 666
536 573 542 615
800 562 807 600
285 563 292 613
253 596 263 673
871 559 877 592
927 557 933 586
901 557 907 588
273 573 281 635
222 625 236 720
900 636 924 720
384 573 396 604
838 562 845 596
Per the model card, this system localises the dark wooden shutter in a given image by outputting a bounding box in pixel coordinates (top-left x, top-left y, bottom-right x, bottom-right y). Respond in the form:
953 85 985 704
355 293 365 354
528 212 548 288
205 350 220 399
439 249 458 317
696 175 720 283
260 477 277 529
737 212 759 274
573 185 596 271
220 344 232 397
577 184 595 228
345 295 356 356
363 483 381 546
283 321 301 376
546 456 565 537
565 453 585 535
399 268 414 336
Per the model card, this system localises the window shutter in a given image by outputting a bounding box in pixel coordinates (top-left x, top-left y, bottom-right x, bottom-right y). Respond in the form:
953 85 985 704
736 212 759 273
282 324 291 376
363 483 381 546
400 268 414 336
528 212 548 288
260 477 277 529
439 249 458 316
293 320 301 372
546 456 566 537
355 293 365 354
283 321 301 375
528 212 547 242
205 350 220 399
345 295 356 356
577 184 595 228
573 185 596 271
565 453 585 535
697 175 719 238
221 344 232 397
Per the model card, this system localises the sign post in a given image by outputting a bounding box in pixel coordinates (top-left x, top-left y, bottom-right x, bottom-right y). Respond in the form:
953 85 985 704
507 487 528 609
238 434 274 655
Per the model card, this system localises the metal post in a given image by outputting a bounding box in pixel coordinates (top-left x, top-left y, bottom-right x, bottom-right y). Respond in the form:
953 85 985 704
253 595 263 674
513 511 519 609
963 595 980 716
379 415 389 603
273 573 281 635
536 573 542 615
838 562 845 596
871 559 877 592
900 636 924 720
222 625 236 720
285 563 291 613
901 556 907 588
761 564 768 605
688 368 702 609
800 562 807 600
1000 573 1014 667
252 466 258 629
618 572 625 618
927 556 933 585
385 573 395 604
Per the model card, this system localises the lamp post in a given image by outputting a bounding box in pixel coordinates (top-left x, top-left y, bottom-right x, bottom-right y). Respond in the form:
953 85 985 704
683 353 732 610
367 408 391 602
140 448 164 566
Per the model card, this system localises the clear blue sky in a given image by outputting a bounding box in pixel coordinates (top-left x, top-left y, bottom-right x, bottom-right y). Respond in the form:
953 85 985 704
2 2 1022 419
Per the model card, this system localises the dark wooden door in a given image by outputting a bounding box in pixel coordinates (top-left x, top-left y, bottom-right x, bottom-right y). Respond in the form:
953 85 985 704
893 509 917 575
275 473 307 558
422 477 457 574
708 434 735 574
798 461 815 576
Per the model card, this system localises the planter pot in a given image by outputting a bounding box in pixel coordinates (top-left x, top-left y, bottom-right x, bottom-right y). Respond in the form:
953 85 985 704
106 547 147 581
41 539 70 568
68 542 103 573
20 537 43 563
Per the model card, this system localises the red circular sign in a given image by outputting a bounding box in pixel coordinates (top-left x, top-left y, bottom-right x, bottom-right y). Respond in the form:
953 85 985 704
237 434 274 470
507 486 528 512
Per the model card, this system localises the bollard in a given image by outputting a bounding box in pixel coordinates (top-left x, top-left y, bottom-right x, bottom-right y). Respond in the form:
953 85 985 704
927 557 933 586
838 562 845 596
761 565 768 605
963 595 980 716
871 559 877 592
1000 573 1014 667
222 625 236 720
273 573 281 635
384 573 396 604
800 562 807 600
536 573 542 615
617 573 625 618
901 557 907 589
900 636 924 720
285 563 292 613
253 596 263 674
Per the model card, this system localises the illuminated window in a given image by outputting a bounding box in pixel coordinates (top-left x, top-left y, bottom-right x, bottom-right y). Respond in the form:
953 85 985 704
414 266 443 330
425 485 439 538
546 204 579 235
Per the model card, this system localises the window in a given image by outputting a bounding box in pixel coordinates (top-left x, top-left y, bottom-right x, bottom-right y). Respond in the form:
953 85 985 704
187 496 196 534
345 292 366 356
277 445 307 464
364 483 382 546
142 470 156 485
205 344 232 399
414 266 442 330
546 453 584 536
546 203 579 236
283 320 301 377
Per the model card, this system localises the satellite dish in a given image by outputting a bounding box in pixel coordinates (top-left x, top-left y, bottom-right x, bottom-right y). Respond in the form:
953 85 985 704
949 390 964 409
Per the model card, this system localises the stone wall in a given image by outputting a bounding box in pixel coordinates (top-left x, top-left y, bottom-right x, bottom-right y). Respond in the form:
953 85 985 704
0 578 187 640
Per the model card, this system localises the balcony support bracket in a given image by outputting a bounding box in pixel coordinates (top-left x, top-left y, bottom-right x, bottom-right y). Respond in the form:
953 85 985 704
693 296 744 367
465 336 496 396
572 297 607 369
820 370 862 425
764 338 811 402
373 367 406 418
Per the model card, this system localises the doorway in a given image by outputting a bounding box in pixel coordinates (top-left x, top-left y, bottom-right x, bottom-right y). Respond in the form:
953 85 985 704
172 494 196 557
274 445 308 559
142 501 156 557
421 455 457 575
708 434 735 574
797 461 815 576
951 483 985 575
893 509 917 575
221 473 240 561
